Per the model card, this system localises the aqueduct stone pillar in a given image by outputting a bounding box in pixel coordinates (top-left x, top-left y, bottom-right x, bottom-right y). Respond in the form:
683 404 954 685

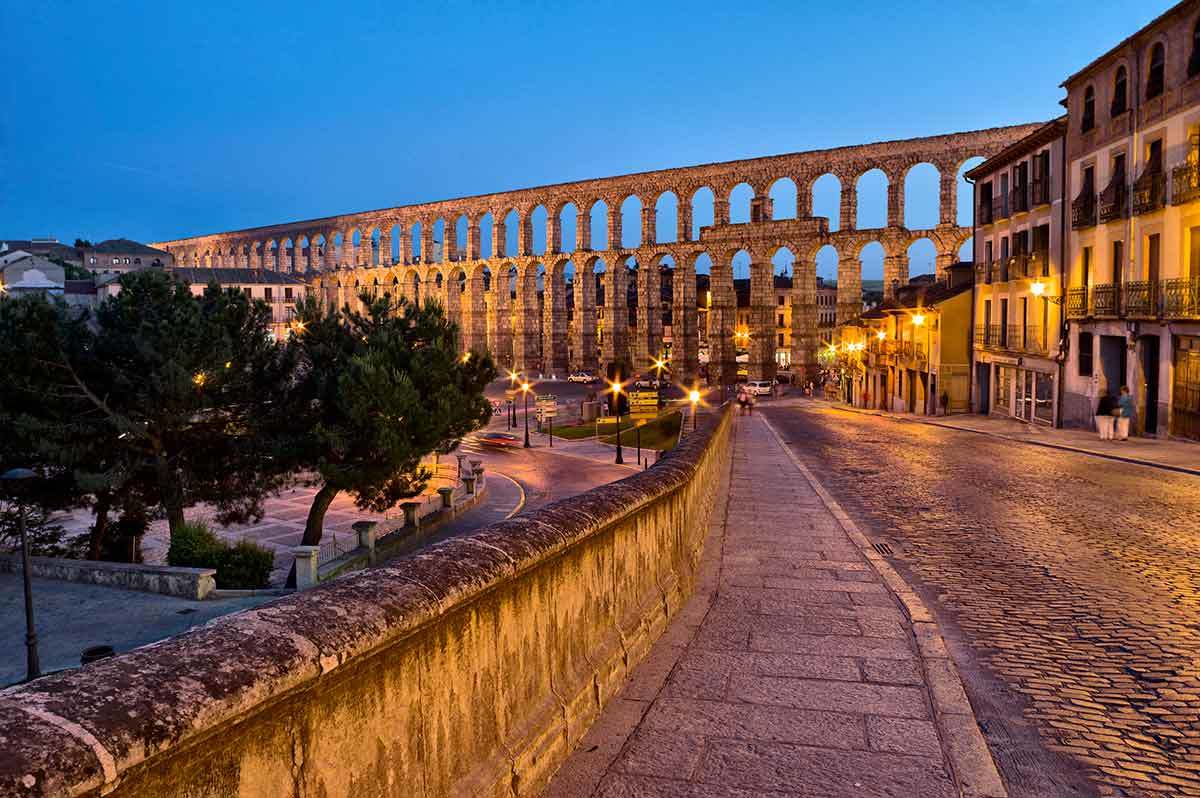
513 266 539 373
838 258 864 325
887 180 904 228
884 254 908 299
748 259 775 381
840 182 857 231
678 203 692 242
489 270 513 371
576 213 592 252
672 259 698 383
573 264 597 372
493 219 507 260
607 205 622 251
791 259 818 379
601 263 628 371
468 222 480 260
635 261 662 372
939 171 957 227
379 231 392 267
543 266 568 377
708 259 736 386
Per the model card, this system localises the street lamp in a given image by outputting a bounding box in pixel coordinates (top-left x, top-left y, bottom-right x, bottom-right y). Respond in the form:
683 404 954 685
2 468 40 681
689 388 701 431
912 312 932 415
521 381 532 448
508 370 519 428
610 380 625 464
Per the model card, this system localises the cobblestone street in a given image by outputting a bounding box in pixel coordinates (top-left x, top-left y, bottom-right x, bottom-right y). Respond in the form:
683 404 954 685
761 400 1200 797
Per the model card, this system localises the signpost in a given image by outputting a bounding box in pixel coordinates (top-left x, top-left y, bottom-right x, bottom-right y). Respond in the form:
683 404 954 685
629 390 658 421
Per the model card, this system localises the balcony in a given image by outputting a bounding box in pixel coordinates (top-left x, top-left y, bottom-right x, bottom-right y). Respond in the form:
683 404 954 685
1009 254 1030 280
1011 184 1030 214
1066 287 1089 319
1122 280 1156 317
914 342 928 366
990 261 1007 284
1092 283 1118 317
989 324 1004 347
991 195 1010 222
1071 191 1096 229
1021 326 1047 356
973 325 986 346
1131 170 1166 215
1097 177 1129 223
1031 177 1051 206
1028 251 1050 279
1162 276 1200 319
978 200 994 225
1173 162 1200 206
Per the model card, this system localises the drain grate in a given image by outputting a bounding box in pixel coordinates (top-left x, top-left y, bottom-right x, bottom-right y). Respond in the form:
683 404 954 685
872 542 894 556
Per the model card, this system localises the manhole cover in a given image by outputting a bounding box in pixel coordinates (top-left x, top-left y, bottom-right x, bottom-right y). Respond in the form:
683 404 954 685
872 542 894 556
177 608 197 615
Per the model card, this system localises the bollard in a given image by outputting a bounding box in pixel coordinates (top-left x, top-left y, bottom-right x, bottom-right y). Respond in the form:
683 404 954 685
456 453 468 479
469 458 483 472
463 476 476 495
401 501 421 529
292 545 320 590
437 486 454 508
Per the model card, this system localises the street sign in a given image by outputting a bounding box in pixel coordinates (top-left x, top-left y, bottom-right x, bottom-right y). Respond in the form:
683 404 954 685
536 395 558 418
629 389 658 420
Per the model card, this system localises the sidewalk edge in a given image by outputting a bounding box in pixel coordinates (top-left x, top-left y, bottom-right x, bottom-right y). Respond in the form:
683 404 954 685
759 414 1008 798
829 401 1200 477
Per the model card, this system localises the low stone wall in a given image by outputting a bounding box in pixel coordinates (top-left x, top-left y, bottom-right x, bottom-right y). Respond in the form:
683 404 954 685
0 554 216 600
0 406 732 798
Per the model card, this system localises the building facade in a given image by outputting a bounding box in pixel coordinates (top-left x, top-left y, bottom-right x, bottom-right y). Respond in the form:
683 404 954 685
82 239 173 276
969 118 1068 426
1062 0 1200 440
170 267 306 338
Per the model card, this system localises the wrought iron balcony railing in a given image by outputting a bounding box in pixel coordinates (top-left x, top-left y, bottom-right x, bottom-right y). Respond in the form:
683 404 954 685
1098 177 1129 223
991 195 1010 221
1022 326 1046 355
1012 184 1030 213
989 324 1003 347
1029 251 1050 279
1162 276 1200 319
1071 192 1097 228
1031 177 1051 206
1066 287 1089 319
1092 283 1118 317
978 201 994 225
973 325 986 346
1132 170 1166 215
1173 162 1200 206
1122 280 1156 317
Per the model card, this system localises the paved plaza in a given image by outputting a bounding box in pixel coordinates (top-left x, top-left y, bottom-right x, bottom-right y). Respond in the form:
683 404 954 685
549 414 1000 797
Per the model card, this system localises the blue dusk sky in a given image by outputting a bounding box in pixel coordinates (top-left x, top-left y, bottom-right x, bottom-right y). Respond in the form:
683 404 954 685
1 0 1169 280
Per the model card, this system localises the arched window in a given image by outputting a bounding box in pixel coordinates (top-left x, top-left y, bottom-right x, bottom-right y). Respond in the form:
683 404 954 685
1081 86 1095 132
1111 66 1127 116
1190 20 1200 77
1147 42 1165 99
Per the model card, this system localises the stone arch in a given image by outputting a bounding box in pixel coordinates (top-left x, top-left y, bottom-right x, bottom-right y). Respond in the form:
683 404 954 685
855 169 889 229
409 221 424 263
858 240 886 282
955 157 986 227
904 162 940 229
768 177 797 220
476 212 495 260
502 209 521 258
588 199 609 251
907 236 937 277
812 173 842 231
619 194 643 249
555 201 578 254
528 204 548 256
690 187 715 241
654 190 678 244
729 182 754 225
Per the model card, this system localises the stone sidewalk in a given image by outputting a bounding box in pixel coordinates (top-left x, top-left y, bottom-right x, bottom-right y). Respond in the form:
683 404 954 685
546 413 1004 797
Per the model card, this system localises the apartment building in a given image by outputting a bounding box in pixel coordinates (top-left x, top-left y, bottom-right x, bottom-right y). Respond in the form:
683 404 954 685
170 267 307 339
969 118 1068 426
1062 0 1200 439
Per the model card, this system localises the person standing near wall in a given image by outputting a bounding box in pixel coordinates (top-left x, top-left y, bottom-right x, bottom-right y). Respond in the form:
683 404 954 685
1116 385 1136 441
1096 392 1117 440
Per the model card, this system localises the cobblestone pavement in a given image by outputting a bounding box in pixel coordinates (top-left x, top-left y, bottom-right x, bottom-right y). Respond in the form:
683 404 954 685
762 400 1200 798
548 415 997 798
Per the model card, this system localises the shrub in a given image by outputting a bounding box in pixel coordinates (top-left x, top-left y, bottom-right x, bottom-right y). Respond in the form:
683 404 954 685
166 520 222 569
217 540 274 589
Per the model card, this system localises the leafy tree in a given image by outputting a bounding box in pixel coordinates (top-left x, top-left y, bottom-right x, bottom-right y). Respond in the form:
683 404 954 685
281 293 495 584
73 239 93 249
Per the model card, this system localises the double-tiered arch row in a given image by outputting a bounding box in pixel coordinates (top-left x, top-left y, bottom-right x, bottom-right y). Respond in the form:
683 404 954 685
153 124 1039 382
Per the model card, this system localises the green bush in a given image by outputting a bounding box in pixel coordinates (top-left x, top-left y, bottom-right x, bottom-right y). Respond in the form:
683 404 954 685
217 540 274 589
166 520 223 569
167 521 274 589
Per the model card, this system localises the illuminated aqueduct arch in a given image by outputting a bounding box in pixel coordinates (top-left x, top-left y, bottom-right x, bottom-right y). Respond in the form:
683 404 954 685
153 123 1041 384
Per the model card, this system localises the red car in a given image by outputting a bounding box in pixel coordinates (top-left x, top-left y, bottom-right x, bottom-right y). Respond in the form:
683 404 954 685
476 432 521 448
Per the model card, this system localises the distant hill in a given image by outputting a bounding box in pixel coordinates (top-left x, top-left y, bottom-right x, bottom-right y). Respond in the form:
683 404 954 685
862 279 884 292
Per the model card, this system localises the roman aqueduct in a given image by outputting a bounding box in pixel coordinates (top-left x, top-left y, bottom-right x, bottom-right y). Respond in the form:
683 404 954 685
153 123 1040 383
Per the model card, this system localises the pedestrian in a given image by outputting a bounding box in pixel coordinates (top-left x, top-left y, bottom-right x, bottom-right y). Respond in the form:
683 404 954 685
1116 385 1136 440
1095 392 1117 440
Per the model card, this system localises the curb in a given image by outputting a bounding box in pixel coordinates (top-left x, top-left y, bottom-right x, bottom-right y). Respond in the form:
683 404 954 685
759 414 1008 798
823 400 1200 478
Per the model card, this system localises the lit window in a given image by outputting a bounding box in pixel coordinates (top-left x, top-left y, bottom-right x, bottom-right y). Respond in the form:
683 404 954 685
1147 43 1165 99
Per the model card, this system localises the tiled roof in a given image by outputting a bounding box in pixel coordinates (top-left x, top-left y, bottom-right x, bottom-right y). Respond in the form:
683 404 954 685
169 267 306 285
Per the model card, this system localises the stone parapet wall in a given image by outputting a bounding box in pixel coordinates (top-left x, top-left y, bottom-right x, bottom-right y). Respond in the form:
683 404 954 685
0 406 733 798
0 555 216 600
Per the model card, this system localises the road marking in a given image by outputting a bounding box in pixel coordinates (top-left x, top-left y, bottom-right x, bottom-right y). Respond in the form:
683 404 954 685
488 470 526 518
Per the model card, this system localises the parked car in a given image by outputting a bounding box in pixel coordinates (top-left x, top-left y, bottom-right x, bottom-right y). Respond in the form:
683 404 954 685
476 432 521 448
568 371 596 384
745 380 774 396
633 377 661 390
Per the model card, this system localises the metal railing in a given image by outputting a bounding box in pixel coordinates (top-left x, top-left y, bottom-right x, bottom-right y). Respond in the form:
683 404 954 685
1009 254 1029 280
973 325 986 346
991 195 1010 221
1122 280 1155 317
989 324 1003 347
1022 326 1046 355
990 261 1007 284
1066 287 1089 318
1092 283 1118 317
1098 178 1129 223
1132 170 1166 215
1173 162 1200 205
1071 192 1096 228
978 201 994 225
1162 276 1200 319
1012 184 1030 213
1031 177 1051 206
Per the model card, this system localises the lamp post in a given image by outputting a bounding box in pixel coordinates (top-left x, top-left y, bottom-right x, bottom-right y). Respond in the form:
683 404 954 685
610 380 624 464
521 382 532 448
689 389 701 431
508 370 519 427
2 468 40 681
912 313 931 415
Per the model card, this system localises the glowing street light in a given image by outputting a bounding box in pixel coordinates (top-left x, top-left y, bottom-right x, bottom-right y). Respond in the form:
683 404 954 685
688 388 701 431
876 329 886 340
912 313 926 327
609 380 625 464
520 381 532 448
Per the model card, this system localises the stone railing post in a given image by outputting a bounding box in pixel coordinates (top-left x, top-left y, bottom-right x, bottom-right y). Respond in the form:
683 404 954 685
292 546 319 590
437 486 455 509
401 501 421 529
354 522 377 563
463 476 477 495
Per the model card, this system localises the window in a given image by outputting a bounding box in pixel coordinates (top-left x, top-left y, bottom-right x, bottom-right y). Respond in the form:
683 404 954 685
1148 138 1163 174
244 287 252 297
985 240 993 265
264 287 273 300
1111 67 1128 116
1000 298 1009 346
777 295 784 306
1001 236 1009 261
777 313 784 326
1112 152 1126 182
1147 43 1165 99
134 258 141 265
1082 246 1092 287
1078 331 1094 376
1191 19 1200 77
1082 86 1096 132
777 333 784 347
285 286 294 301
1113 240 1124 283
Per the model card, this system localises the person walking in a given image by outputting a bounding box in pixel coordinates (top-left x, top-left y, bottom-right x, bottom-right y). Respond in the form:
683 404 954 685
1116 385 1136 440
1095 392 1117 440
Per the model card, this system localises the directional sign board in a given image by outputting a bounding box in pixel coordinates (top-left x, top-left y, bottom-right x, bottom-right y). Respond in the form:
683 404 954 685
629 390 659 420
536 394 558 418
